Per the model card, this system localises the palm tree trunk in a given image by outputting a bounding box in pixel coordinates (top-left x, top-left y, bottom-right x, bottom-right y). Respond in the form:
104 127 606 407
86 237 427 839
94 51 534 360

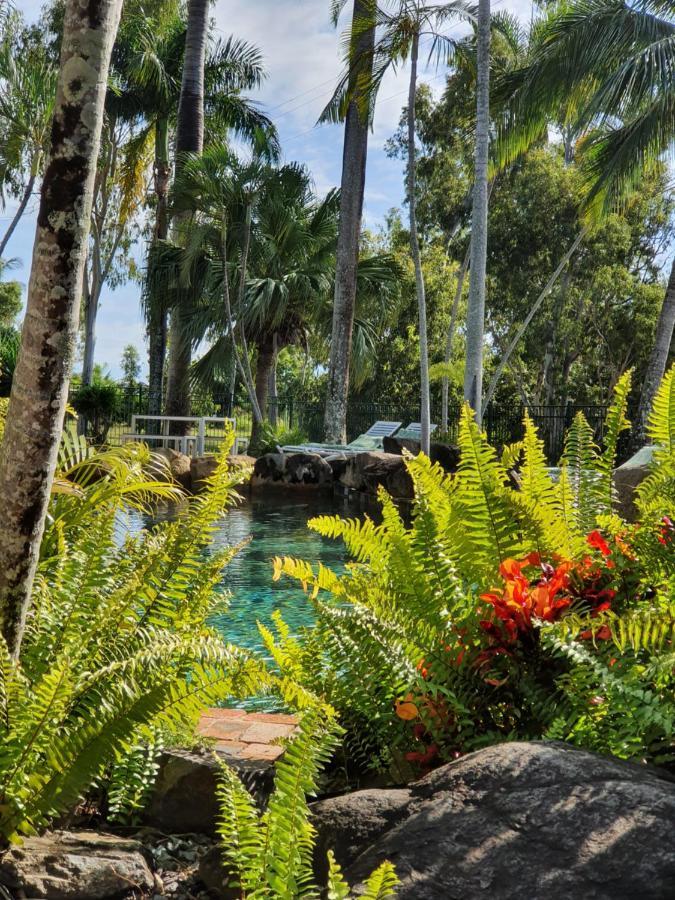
463 0 491 423
250 335 275 450
407 32 431 456
635 256 675 446
147 116 171 416
0 0 123 658
268 331 278 426
165 0 210 423
323 0 375 444
0 173 36 261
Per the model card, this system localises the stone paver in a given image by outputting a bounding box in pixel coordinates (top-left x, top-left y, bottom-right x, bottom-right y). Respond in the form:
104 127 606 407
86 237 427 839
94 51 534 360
197 708 299 764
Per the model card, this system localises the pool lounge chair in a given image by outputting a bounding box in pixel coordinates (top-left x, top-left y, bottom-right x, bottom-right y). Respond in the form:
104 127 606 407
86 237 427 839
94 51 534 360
281 420 403 457
396 422 439 441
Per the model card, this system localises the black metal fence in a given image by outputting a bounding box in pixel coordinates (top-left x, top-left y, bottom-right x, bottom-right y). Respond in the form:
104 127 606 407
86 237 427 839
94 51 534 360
103 386 608 464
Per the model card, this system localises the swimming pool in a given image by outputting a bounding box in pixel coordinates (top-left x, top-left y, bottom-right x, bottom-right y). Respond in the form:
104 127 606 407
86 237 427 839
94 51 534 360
129 493 367 654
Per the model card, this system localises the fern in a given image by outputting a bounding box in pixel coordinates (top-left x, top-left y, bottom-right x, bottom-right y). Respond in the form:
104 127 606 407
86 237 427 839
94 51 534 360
216 708 398 898
269 371 675 771
0 438 272 843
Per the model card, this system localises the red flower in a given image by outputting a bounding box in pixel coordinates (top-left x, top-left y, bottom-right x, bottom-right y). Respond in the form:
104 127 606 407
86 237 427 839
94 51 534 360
587 530 612 558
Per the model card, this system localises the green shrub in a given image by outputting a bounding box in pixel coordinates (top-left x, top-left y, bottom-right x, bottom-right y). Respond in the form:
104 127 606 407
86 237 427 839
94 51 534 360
268 369 675 775
71 381 121 444
216 706 398 898
256 420 308 456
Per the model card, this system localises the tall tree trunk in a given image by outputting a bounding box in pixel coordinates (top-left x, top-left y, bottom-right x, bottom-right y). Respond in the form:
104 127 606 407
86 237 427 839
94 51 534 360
441 244 470 432
165 0 209 423
250 335 275 450
463 0 491 423
635 257 675 446
0 0 123 658
0 172 37 261
407 32 431 455
147 116 171 416
323 0 375 443
81 273 98 386
268 332 278 426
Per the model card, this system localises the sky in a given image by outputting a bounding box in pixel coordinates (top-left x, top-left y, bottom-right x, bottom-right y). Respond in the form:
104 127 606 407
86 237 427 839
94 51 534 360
9 0 532 377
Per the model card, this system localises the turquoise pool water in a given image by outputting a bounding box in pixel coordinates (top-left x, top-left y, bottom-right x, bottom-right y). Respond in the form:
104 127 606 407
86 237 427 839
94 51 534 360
130 494 365 654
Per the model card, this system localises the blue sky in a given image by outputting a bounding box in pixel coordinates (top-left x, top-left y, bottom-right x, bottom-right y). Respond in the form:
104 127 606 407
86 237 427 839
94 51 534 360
10 0 531 377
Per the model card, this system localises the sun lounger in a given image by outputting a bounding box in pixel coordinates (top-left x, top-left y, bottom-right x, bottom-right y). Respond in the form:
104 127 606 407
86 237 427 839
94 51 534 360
282 421 402 457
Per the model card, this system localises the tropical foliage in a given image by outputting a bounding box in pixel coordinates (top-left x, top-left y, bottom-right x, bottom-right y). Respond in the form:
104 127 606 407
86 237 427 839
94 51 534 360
0 435 277 844
216 706 399 899
270 369 675 775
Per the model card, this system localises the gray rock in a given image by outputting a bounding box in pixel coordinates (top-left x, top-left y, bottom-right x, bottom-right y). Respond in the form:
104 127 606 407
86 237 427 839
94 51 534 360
145 749 277 835
252 452 333 489
382 436 461 473
340 451 413 500
614 445 657 520
0 830 155 899
311 741 675 900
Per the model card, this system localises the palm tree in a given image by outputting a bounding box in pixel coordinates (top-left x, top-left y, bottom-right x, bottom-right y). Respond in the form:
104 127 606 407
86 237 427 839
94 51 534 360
496 0 675 443
363 0 472 453
113 11 278 414
0 27 57 260
322 0 376 444
163 146 400 448
0 0 123 658
164 0 210 425
462 0 490 423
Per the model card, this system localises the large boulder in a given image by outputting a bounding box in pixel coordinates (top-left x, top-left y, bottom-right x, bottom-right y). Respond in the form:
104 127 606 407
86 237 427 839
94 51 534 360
252 452 333 489
614 445 656 520
340 451 413 500
311 741 675 900
0 830 155 899
152 446 192 490
382 436 461 473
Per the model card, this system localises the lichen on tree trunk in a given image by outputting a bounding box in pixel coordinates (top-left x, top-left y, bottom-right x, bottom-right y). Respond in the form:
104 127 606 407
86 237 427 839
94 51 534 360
0 0 124 658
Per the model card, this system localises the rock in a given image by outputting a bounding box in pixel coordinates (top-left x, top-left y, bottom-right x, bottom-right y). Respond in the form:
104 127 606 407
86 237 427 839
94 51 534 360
311 741 675 900
189 453 254 493
146 741 280 834
340 452 413 500
382 435 461 473
190 454 219 492
152 447 192 490
325 452 348 480
0 830 154 899
614 445 656 520
145 750 221 834
311 789 410 885
252 452 333 489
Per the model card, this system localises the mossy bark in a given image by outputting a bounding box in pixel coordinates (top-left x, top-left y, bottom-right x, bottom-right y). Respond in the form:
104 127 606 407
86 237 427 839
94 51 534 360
0 0 124 657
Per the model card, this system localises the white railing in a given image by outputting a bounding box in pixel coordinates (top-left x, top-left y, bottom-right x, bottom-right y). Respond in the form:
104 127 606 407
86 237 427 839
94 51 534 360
121 415 237 457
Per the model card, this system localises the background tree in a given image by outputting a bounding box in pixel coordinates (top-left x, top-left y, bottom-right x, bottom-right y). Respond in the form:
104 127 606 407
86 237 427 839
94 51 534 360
0 13 57 261
496 0 675 442
322 0 376 444
463 0 490 421
0 0 124 658
164 0 210 426
121 343 141 392
114 8 277 414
